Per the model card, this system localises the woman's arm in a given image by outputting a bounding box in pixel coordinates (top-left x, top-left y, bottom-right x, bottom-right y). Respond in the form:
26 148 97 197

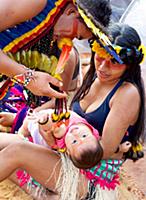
0 0 47 31
0 50 66 98
34 98 55 113
101 83 140 159
0 0 67 98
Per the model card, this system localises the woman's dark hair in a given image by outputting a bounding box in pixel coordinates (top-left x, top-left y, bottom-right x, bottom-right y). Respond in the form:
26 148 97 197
71 23 145 146
70 52 96 105
109 23 145 145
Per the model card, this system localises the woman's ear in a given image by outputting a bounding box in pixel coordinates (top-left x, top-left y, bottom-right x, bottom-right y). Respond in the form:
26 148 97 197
65 4 78 16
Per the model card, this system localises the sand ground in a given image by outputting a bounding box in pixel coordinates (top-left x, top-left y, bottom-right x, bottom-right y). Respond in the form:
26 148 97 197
0 179 32 200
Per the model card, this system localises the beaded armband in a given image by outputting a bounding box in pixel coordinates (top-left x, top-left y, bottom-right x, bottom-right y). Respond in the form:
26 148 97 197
11 69 35 87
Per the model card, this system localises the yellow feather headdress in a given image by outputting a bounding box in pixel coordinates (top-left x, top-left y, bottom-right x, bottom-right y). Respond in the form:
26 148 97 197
139 44 146 63
75 5 123 64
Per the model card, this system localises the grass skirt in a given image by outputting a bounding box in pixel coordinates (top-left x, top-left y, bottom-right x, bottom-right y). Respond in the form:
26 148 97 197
55 153 119 200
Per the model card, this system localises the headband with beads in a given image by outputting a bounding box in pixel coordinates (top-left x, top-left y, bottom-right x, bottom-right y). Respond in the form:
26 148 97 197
91 43 146 64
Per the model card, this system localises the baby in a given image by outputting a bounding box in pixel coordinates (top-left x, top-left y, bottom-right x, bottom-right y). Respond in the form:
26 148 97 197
18 109 103 169
18 109 131 169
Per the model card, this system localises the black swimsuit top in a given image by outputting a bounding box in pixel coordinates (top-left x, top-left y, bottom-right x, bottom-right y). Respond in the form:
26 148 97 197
72 79 135 142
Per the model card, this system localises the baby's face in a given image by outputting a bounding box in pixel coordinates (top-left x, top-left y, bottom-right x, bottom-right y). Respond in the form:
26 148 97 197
65 123 97 158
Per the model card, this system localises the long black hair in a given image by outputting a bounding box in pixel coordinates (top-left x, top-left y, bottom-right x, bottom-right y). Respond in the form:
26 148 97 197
71 23 145 146
110 23 145 145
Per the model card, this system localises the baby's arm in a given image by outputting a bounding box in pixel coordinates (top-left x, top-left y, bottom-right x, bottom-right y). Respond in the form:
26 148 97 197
53 123 67 139
37 108 69 148
0 112 16 126
17 116 31 137
38 111 56 146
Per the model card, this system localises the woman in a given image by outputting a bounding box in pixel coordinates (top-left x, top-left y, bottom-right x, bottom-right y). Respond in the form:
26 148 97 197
71 23 145 158
70 22 145 196
0 23 144 200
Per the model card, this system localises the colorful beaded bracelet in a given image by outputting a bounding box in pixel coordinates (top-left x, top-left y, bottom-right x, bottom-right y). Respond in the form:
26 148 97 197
11 69 35 87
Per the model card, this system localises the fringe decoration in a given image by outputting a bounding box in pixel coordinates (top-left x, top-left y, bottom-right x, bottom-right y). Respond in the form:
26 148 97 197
55 153 82 200
7 51 58 75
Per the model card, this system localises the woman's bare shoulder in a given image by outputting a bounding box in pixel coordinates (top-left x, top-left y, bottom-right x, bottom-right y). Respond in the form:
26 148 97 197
117 82 140 101
110 81 140 123
111 81 140 102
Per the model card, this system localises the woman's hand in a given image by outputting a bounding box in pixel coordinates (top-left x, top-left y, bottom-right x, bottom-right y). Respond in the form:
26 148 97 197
0 51 67 99
26 71 67 98
0 124 11 133
0 112 16 126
